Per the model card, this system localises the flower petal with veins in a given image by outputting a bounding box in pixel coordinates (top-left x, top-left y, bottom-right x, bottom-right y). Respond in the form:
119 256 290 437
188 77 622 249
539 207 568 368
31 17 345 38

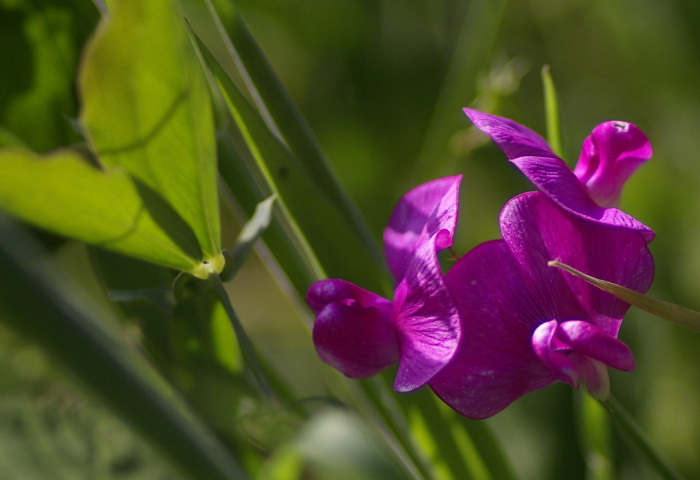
464 108 654 242
430 192 653 419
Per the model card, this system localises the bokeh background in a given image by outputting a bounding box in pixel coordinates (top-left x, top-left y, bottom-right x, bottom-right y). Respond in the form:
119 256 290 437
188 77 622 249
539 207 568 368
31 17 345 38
2 0 700 478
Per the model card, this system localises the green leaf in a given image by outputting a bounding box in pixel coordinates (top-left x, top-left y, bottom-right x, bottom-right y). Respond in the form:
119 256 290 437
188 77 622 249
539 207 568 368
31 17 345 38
0 147 204 274
577 391 614 480
541 65 564 158
0 214 246 479
0 0 98 152
217 121 323 301
0 399 184 479
200 1 385 278
400 386 516 480
606 396 684 480
221 194 276 281
79 0 223 271
549 260 700 333
195 32 391 294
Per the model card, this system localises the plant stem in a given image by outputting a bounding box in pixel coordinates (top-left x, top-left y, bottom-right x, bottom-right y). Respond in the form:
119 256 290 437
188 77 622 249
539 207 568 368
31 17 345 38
208 271 273 400
606 396 685 480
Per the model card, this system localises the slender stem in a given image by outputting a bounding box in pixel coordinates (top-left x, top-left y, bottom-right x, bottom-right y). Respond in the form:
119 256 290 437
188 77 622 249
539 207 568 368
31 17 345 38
358 378 434 480
605 396 685 480
577 390 614 480
549 260 700 333
541 65 564 158
208 271 273 400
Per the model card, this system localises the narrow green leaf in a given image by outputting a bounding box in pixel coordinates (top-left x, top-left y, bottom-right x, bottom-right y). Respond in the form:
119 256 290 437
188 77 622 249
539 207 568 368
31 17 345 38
0 214 246 480
577 390 614 480
606 396 684 480
541 65 564 158
195 33 390 294
209 272 272 399
549 260 700 333
200 0 385 277
79 0 223 270
221 194 276 282
217 135 321 300
400 387 516 480
357 377 435 479
0 147 204 274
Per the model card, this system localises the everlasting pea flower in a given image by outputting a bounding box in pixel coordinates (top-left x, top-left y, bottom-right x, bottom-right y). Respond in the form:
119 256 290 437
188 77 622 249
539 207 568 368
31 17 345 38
464 108 654 242
307 176 462 392
429 192 654 419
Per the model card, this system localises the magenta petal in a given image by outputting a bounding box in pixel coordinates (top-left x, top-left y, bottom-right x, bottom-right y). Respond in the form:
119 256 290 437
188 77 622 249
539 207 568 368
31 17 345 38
500 192 654 336
570 355 610 400
510 155 654 242
574 121 652 208
464 108 555 159
392 235 460 392
307 279 391 314
557 320 635 371
429 240 556 419
531 320 579 387
464 109 654 242
308 280 398 378
383 175 462 282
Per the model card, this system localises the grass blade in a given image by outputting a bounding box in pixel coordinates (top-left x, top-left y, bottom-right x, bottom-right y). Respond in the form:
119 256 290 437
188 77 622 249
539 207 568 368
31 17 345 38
0 214 246 480
549 260 700 333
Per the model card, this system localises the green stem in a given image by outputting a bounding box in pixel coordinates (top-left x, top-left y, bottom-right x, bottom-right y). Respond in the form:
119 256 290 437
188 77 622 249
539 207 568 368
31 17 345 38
605 396 685 480
549 260 700 333
357 378 434 480
541 65 564 158
208 271 273 400
578 391 614 480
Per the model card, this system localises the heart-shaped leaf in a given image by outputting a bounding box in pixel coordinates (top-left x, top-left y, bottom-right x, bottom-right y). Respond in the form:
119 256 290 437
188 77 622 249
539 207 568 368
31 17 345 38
0 147 205 275
79 0 223 271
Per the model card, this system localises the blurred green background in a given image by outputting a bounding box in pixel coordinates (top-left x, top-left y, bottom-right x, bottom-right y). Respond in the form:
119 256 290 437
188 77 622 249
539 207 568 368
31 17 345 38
2 0 700 478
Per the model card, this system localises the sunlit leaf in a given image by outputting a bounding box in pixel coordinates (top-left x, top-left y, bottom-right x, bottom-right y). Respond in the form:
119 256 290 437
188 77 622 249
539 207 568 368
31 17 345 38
0 147 203 274
79 0 223 271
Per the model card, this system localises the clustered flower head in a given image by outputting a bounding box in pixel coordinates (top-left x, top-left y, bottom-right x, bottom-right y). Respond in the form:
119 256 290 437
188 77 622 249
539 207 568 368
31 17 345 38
307 108 654 419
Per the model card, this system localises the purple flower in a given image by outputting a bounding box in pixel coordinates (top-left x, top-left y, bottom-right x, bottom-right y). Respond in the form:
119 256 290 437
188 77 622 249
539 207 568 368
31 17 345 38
464 109 654 242
428 191 654 419
307 176 462 392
